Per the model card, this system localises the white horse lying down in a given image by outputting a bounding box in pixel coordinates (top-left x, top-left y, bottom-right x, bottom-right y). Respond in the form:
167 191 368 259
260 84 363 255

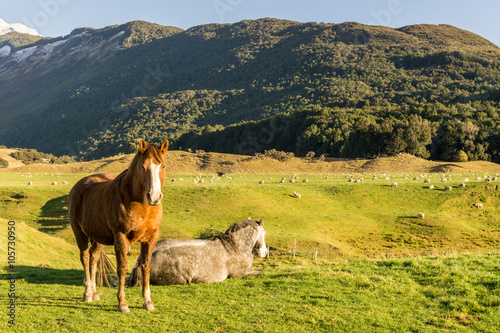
127 218 267 286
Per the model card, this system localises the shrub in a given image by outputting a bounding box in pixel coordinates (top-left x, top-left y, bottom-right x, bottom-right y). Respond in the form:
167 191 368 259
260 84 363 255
264 149 295 162
306 151 316 162
455 150 469 162
0 157 8 168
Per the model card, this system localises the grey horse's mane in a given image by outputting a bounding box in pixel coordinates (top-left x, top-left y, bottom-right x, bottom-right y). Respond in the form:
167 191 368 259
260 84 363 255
212 219 259 254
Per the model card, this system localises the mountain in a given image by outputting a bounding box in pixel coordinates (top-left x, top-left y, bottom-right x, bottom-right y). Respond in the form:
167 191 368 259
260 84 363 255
0 19 500 161
0 19 40 36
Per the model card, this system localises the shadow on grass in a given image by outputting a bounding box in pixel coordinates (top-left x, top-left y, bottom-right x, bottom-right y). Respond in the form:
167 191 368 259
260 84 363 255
38 195 69 234
2 265 81 286
421 186 451 191
197 228 223 239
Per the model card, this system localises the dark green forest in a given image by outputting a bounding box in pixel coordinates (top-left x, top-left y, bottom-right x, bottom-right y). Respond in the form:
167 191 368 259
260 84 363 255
1 19 500 161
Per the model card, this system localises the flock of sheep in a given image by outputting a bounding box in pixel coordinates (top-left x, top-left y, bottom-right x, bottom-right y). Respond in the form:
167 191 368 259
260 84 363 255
21 171 495 219
345 172 495 218
22 173 74 186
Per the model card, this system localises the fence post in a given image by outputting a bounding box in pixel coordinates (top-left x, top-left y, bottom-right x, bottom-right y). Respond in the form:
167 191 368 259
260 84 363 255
291 239 296 259
313 248 318 261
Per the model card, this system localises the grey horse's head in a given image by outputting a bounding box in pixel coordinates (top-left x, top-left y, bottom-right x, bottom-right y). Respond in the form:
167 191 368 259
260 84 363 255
253 218 267 258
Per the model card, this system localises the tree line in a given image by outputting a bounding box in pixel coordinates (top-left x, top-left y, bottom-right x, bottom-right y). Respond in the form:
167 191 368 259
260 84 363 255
174 101 500 163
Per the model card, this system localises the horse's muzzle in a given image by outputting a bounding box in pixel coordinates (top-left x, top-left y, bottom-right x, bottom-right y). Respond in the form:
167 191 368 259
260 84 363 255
147 192 163 206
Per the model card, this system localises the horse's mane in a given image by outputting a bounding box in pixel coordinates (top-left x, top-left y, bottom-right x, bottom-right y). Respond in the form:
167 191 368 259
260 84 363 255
212 220 259 254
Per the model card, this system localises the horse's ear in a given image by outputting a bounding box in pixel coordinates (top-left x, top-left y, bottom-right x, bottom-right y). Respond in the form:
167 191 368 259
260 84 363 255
160 139 169 154
258 218 264 226
139 140 148 154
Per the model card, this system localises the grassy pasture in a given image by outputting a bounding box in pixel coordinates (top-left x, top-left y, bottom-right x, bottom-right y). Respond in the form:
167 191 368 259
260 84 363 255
0 172 499 259
1 220 499 332
1 171 500 331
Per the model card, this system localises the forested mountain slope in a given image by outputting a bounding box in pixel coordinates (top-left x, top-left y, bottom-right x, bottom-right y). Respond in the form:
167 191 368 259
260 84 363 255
0 19 499 161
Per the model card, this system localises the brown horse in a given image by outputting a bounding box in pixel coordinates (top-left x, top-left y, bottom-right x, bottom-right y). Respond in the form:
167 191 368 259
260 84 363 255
68 139 168 313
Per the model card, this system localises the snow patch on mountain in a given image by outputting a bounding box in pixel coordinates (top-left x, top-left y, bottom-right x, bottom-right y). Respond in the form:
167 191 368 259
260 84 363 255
0 19 40 36
11 46 37 62
0 45 11 57
38 39 68 59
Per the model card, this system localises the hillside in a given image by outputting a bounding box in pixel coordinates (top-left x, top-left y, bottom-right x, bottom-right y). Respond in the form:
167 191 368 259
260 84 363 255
2 148 500 175
1 19 500 161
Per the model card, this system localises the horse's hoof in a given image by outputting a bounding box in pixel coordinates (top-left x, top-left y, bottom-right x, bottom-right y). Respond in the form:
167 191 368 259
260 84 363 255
143 302 156 311
93 294 101 301
82 295 93 302
117 306 131 313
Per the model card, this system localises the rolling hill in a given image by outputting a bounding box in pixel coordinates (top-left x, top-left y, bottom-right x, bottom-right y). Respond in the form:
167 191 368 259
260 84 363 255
1 19 500 161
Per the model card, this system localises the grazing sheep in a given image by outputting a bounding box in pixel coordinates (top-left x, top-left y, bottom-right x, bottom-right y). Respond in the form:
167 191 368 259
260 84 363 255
485 177 492 182
348 178 353 183
51 181 57 186
413 177 419 181
492 177 498 181
279 179 285 184
209 179 214 184
385 177 390 180
417 212 425 219
444 186 452 191
440 178 447 183
463 178 469 182
372 176 377 180
474 203 484 208
428 185 434 189
293 191 301 199
303 179 308 183
324 176 329 180
424 179 430 183
391 182 398 188
62 181 69 185
259 180 264 184
359 177 364 182
27 181 33 186
476 177 482 181
354 178 361 183
459 183 466 187
289 179 295 183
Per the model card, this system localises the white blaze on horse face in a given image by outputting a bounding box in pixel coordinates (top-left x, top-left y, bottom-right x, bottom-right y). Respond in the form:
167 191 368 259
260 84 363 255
256 226 267 258
147 163 163 206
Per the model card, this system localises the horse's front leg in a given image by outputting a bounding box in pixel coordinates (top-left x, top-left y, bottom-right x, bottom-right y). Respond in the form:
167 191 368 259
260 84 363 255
114 232 130 313
141 234 158 311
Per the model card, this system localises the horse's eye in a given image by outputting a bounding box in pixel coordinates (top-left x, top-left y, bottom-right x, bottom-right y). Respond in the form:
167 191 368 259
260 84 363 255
161 164 166 170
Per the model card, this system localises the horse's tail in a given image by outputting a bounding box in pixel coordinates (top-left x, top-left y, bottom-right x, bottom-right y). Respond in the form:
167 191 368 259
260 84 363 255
125 257 143 287
97 250 117 290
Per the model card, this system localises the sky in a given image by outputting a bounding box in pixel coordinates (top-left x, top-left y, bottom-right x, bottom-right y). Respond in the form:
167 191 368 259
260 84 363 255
2 0 500 46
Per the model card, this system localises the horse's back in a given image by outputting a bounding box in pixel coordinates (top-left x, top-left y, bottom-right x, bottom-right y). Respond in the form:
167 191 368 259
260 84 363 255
68 173 118 245
150 243 228 285
69 173 116 216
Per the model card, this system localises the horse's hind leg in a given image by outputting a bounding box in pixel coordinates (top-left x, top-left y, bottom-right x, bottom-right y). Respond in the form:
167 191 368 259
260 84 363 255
89 241 104 301
114 232 131 313
71 222 93 302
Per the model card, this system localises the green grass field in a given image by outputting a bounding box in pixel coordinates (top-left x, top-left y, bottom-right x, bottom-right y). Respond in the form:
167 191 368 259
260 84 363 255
1 220 499 332
1 172 500 331
1 172 499 258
